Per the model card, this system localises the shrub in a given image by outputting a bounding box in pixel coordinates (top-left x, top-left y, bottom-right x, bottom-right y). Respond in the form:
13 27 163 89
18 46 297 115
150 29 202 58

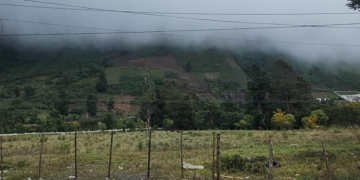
164 71 178 78
221 154 266 174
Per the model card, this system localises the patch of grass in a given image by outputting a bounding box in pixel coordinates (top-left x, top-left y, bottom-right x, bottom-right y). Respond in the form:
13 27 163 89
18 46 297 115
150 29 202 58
2 129 360 180
105 67 164 85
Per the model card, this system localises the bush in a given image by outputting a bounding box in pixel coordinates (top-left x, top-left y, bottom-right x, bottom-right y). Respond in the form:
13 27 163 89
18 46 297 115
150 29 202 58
70 108 83 115
164 71 178 78
24 85 36 97
50 110 61 118
221 154 266 174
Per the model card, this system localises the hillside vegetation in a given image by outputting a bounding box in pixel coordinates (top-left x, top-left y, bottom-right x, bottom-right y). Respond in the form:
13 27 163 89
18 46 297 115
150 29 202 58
1 45 360 133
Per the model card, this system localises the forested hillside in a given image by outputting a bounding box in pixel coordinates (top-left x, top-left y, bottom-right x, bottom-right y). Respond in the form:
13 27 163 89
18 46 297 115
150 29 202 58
1 44 360 133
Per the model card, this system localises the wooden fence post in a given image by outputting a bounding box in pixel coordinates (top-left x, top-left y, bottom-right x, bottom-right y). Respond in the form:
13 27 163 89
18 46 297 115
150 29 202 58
212 132 215 180
268 139 273 180
0 136 3 180
38 134 45 179
216 133 221 180
74 131 78 179
147 130 152 179
320 139 329 172
180 132 184 179
108 131 114 179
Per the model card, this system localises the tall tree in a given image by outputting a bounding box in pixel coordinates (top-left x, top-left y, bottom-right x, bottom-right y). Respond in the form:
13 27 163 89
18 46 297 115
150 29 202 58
86 95 98 116
172 92 199 129
142 75 157 179
107 98 115 111
247 64 272 115
96 72 108 92
54 91 70 116
271 60 311 114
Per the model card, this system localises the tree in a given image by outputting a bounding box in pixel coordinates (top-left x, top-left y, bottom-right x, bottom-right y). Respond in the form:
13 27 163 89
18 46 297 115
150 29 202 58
142 76 157 129
24 85 36 97
86 95 98 116
163 118 174 130
347 0 360 10
54 91 70 116
311 109 329 126
237 114 254 129
205 100 221 128
247 64 272 128
302 114 317 129
234 120 248 130
271 60 311 114
96 73 108 92
247 64 271 115
172 92 199 129
13 87 20 97
102 114 117 129
107 98 115 111
220 111 243 129
333 102 360 126
271 109 296 130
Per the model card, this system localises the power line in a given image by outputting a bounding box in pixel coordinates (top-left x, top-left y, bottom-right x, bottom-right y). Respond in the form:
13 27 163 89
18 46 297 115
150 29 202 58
2 1 359 27
3 18 360 32
0 3 289 26
15 0 360 16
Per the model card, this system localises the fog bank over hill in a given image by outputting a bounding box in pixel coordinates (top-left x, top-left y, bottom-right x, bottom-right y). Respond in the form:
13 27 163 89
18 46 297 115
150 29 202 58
0 0 360 62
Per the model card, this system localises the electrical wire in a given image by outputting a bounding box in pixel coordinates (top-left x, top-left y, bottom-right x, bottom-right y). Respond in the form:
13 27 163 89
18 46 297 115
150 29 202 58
3 18 360 32
16 0 360 16
1 1 359 26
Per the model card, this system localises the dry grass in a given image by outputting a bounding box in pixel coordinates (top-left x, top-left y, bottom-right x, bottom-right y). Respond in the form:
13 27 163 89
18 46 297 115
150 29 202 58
1 128 360 180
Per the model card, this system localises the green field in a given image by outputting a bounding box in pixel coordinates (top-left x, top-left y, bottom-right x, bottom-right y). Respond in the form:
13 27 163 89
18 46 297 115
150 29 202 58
1 129 360 180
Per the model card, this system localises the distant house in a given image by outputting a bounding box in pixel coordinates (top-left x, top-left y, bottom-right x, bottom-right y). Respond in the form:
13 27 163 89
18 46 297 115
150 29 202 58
316 98 330 102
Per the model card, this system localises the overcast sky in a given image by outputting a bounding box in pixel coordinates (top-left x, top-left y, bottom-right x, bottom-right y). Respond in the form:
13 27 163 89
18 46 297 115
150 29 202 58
0 0 359 61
